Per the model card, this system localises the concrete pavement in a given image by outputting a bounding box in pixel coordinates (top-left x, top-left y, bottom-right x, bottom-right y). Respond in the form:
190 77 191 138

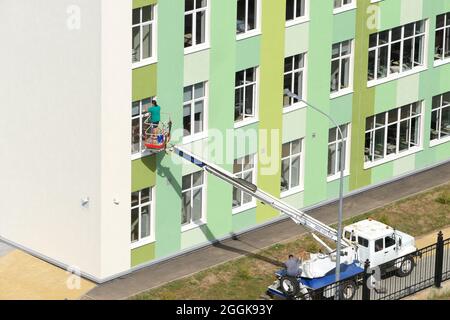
84 161 450 300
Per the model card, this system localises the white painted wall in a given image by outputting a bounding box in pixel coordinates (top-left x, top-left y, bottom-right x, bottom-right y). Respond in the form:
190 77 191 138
0 0 131 280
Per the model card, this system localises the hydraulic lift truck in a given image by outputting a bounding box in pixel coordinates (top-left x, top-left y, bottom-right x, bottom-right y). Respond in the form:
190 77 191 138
145 128 418 300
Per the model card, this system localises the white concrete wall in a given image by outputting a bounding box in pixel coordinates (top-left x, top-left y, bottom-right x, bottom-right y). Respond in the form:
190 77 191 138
0 0 131 280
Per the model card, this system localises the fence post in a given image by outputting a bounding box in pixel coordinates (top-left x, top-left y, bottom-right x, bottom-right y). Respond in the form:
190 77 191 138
434 231 444 288
362 259 371 300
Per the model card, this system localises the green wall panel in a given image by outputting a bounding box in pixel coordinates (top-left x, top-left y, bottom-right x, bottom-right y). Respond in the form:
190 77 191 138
132 156 156 192
184 50 210 86
132 63 157 101
255 0 285 223
232 209 256 234
235 36 261 71
133 0 157 10
285 23 309 57
131 242 155 267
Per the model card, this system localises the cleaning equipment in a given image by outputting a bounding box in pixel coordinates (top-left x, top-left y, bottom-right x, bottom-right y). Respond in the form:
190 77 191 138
166 145 418 300
143 115 172 152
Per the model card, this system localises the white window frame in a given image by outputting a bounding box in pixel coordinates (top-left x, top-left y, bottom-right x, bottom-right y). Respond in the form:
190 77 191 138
131 97 154 160
283 53 308 113
184 0 210 54
131 187 155 249
368 20 428 87
330 40 354 98
430 92 450 147
181 171 207 232
182 82 208 144
280 138 304 198
132 4 158 69
333 0 356 15
434 12 450 66
232 154 257 214
327 124 351 182
234 67 259 128
364 102 424 169
236 0 262 40
285 0 309 27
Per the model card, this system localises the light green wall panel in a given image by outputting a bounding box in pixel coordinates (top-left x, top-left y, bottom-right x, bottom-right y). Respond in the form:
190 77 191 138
393 154 416 176
281 192 304 210
234 124 259 159
181 225 214 250
329 93 353 125
374 80 397 114
132 63 158 101
396 74 420 107
285 23 309 57
326 177 350 200
378 0 401 30
232 208 256 233
256 0 285 223
132 156 156 192
133 0 157 10
282 108 307 143
154 0 184 258
184 50 210 86
371 162 393 185
235 36 261 71
400 0 423 25
131 242 155 267
332 9 356 43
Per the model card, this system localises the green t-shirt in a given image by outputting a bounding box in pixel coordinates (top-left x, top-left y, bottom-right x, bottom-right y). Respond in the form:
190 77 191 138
148 105 161 122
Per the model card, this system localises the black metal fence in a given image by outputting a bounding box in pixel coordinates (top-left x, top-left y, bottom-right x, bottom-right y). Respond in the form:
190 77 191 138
299 232 450 300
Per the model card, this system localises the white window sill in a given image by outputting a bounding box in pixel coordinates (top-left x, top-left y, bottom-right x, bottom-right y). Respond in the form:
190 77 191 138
232 202 257 215
234 117 259 129
181 220 207 233
184 43 210 56
333 4 357 15
132 58 157 70
285 17 310 28
283 101 307 114
182 132 208 145
364 146 423 170
430 136 450 148
367 66 427 88
330 88 354 100
131 149 152 161
327 171 350 183
236 30 261 41
131 237 155 250
433 58 450 68
280 186 304 198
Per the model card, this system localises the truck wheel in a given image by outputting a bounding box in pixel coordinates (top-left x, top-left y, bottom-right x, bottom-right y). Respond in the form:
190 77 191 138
339 281 357 300
279 276 300 298
396 256 414 277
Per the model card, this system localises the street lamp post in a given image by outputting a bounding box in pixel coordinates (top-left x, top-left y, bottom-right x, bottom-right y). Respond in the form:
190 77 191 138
284 89 346 295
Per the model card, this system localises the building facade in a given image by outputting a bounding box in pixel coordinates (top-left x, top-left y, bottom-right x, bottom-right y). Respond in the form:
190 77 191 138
1 0 450 282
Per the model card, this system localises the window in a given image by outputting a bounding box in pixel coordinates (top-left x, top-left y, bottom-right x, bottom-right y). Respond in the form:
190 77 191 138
235 67 258 123
368 20 426 82
183 82 207 139
283 53 306 108
435 13 450 63
333 0 354 12
281 139 303 193
385 236 396 248
365 102 423 164
330 40 353 94
182 172 205 227
184 0 208 50
131 188 153 245
132 5 156 65
375 238 384 252
237 0 258 36
132 98 152 155
328 124 350 178
358 237 369 248
233 155 256 210
286 0 306 23
430 91 450 143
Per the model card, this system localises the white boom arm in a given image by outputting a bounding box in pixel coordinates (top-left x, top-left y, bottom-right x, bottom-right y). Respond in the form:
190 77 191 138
171 146 349 247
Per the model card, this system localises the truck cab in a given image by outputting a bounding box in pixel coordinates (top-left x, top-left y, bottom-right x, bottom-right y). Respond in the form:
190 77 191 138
343 219 417 273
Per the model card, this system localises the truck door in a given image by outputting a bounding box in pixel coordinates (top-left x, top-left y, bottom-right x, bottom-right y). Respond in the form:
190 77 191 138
371 237 385 267
382 235 397 264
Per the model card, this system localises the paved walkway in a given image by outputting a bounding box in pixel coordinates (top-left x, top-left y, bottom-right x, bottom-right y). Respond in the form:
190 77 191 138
85 161 450 300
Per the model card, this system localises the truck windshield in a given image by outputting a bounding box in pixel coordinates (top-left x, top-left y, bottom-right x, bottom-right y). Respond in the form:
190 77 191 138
358 236 369 247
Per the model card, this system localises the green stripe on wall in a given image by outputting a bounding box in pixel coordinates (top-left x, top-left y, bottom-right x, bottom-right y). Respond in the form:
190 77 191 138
132 156 156 192
349 0 376 191
132 64 157 101
133 0 157 10
154 0 184 258
256 0 285 223
131 242 155 267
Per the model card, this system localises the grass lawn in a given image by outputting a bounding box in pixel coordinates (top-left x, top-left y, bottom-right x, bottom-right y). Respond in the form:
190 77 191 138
132 183 450 300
